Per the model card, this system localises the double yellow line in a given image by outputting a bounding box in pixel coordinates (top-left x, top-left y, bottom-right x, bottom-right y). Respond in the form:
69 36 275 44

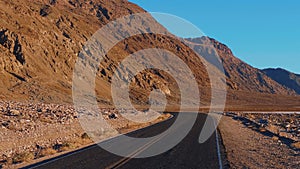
105 130 171 169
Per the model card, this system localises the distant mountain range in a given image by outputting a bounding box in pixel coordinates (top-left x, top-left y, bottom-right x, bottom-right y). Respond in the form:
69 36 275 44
262 68 300 94
0 0 298 109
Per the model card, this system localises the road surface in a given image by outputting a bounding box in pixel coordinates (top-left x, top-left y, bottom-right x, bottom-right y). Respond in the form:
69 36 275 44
23 113 226 169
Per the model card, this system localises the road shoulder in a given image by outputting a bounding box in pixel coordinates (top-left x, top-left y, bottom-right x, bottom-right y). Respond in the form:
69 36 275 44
218 115 299 168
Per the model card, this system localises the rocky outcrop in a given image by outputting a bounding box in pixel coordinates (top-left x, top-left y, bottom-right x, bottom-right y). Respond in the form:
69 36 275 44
0 29 25 65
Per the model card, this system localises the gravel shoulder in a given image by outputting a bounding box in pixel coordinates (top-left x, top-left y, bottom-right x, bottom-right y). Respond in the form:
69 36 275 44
219 114 300 169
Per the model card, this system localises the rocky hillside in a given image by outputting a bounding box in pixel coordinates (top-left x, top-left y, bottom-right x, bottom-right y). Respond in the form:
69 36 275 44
185 37 296 95
0 0 213 106
0 0 298 108
0 0 147 102
263 68 300 94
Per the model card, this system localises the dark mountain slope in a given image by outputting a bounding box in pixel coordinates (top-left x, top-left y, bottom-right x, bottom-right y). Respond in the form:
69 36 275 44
263 68 300 94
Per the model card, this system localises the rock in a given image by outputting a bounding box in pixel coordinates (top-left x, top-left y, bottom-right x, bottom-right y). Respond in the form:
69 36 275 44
108 113 118 119
272 136 279 141
258 119 268 127
40 5 51 17
19 119 26 124
8 110 20 116
49 0 57 5
2 121 9 128
81 133 90 139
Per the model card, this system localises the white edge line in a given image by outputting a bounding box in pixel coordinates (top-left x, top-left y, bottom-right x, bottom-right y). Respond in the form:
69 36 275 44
237 112 300 114
214 119 223 169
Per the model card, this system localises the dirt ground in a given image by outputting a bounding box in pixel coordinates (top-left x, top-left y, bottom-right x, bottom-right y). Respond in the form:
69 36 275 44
219 115 300 169
0 101 171 168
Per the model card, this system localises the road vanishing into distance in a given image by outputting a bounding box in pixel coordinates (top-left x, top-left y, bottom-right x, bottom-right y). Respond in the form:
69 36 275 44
23 113 226 169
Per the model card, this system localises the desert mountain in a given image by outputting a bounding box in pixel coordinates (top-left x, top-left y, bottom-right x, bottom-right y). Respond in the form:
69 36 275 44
0 0 213 106
0 0 298 109
185 37 295 95
263 68 300 94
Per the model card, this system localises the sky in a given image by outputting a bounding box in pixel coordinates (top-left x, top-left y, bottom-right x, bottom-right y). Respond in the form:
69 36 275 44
129 0 300 74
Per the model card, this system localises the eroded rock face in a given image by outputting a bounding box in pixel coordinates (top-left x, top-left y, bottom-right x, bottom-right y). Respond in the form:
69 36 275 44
0 29 25 65
0 0 150 103
0 0 211 105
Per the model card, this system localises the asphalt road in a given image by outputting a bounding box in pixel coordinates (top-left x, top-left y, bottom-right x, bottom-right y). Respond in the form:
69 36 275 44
23 113 226 169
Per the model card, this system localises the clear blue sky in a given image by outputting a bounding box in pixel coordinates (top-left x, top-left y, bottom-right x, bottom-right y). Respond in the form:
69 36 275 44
129 0 300 73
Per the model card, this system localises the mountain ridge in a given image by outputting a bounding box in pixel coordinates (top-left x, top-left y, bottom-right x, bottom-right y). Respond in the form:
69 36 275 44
185 37 296 95
262 68 300 94
0 0 298 109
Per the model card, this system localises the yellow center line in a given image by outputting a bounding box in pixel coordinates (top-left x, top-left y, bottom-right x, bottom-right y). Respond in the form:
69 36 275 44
105 130 171 169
